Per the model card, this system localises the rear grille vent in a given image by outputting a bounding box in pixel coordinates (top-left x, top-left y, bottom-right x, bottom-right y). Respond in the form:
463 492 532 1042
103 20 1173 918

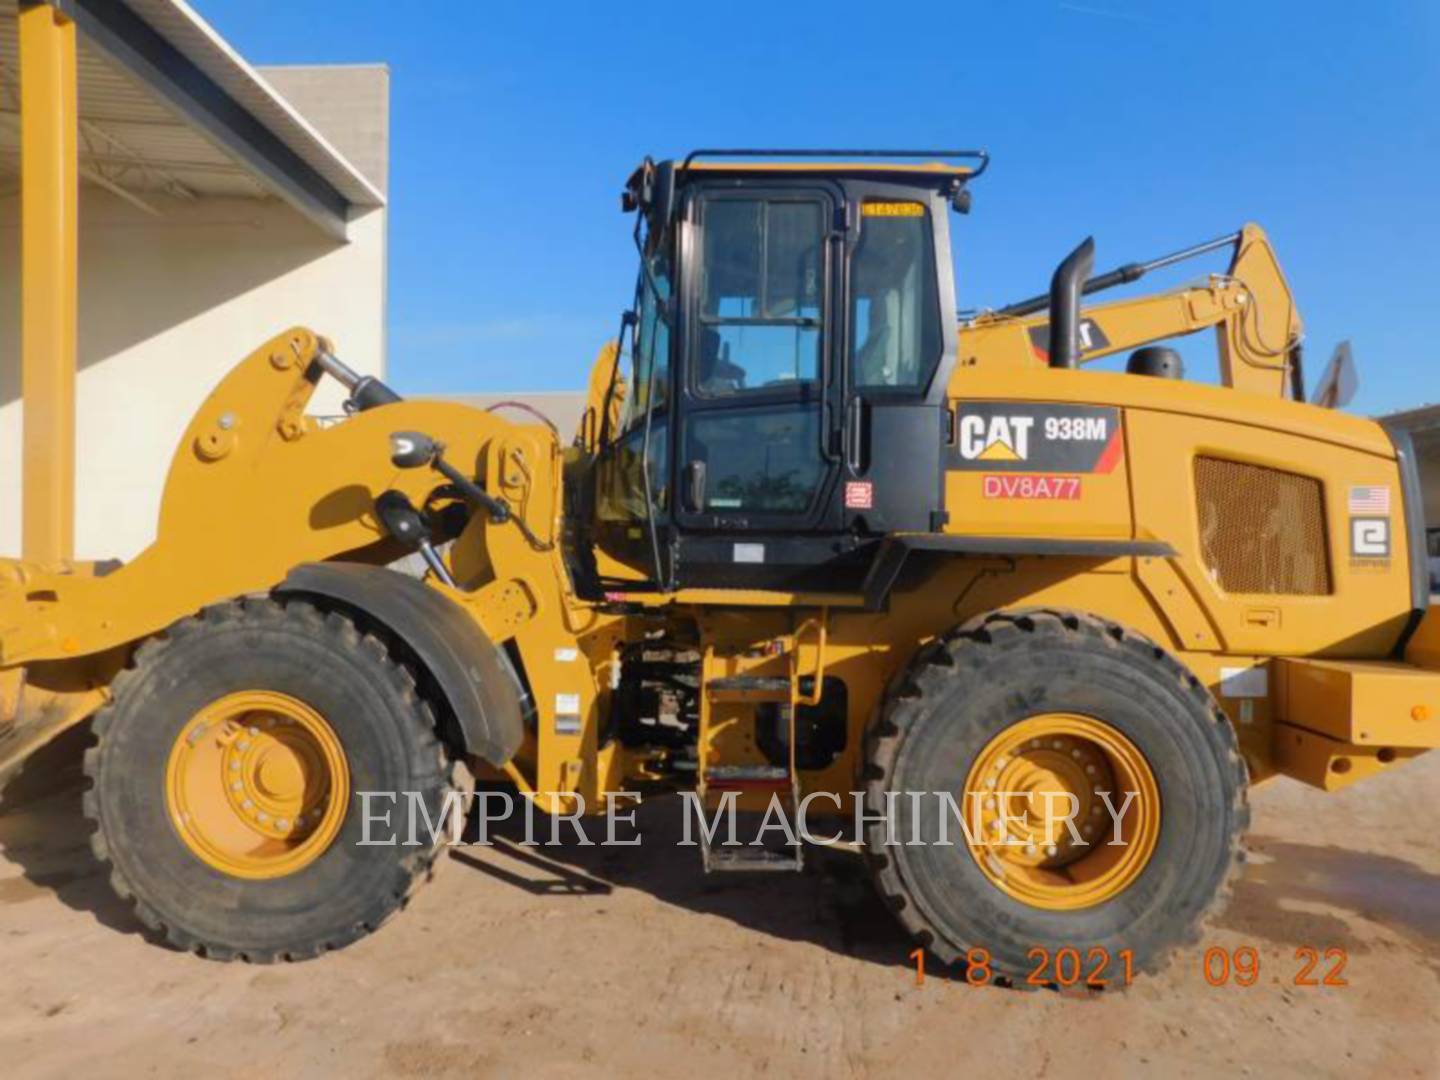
1194 457 1331 595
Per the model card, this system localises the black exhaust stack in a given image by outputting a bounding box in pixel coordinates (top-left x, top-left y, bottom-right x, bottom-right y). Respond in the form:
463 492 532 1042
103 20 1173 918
1047 236 1095 369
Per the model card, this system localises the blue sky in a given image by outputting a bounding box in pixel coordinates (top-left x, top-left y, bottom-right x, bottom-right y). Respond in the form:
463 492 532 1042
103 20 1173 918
200 1 1438 415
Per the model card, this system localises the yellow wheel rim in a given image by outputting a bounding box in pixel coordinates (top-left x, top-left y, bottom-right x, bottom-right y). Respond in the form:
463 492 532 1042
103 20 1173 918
165 690 350 880
961 713 1160 911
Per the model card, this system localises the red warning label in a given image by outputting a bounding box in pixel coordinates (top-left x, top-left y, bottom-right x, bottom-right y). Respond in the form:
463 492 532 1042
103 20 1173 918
845 481 874 509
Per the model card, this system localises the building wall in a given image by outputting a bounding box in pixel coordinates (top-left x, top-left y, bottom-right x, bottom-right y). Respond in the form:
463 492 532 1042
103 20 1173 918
259 66 390 197
0 70 388 563
1411 428 1439 533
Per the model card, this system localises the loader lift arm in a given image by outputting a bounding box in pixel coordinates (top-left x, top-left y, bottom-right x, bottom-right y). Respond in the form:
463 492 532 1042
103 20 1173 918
959 223 1304 398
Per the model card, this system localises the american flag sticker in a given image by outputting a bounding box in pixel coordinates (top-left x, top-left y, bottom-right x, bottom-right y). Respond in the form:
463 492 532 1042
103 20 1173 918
1348 486 1391 514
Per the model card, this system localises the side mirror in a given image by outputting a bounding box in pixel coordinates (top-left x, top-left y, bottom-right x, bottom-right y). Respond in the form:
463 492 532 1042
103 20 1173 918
390 431 438 469
683 460 707 513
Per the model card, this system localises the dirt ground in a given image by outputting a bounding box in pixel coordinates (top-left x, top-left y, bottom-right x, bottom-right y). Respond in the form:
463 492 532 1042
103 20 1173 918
0 726 1436 1079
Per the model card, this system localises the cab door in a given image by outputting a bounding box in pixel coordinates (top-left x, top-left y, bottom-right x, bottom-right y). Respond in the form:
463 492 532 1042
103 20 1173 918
838 182 953 534
673 185 844 535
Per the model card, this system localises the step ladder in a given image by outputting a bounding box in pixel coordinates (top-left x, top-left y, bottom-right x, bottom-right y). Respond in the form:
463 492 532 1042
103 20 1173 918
694 615 828 873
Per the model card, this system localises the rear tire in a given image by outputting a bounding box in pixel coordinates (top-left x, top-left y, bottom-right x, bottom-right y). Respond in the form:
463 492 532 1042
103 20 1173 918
84 597 456 961
864 609 1247 985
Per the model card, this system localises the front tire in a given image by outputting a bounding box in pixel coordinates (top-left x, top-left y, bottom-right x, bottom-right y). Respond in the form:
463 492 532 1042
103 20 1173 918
84 598 455 961
864 609 1247 985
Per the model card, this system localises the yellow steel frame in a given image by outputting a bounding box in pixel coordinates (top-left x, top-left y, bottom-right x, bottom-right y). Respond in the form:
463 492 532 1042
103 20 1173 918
18 1 79 566
0 112 1432 814
0 318 1435 802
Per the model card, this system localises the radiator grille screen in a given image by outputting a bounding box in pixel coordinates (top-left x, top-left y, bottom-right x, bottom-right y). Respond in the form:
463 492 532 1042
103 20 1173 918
1194 457 1331 595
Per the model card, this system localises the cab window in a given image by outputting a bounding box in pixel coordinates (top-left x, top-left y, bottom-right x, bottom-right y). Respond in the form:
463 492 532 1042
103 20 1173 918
684 408 821 514
850 200 941 392
599 246 671 522
696 197 825 396
619 249 671 432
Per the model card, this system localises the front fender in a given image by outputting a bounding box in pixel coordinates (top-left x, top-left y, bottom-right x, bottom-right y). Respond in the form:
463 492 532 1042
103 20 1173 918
278 562 525 767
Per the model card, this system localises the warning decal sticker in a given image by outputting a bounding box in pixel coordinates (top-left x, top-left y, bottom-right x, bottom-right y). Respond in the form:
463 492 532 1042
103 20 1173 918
845 481 874 509
1026 320 1112 362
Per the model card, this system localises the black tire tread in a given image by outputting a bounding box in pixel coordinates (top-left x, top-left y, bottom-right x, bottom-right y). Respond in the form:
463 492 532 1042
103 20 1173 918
82 596 457 963
862 607 1249 987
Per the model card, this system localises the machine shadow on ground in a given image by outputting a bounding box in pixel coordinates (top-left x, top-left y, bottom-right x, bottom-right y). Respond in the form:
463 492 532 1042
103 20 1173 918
451 785 930 974
5 729 1438 983
0 723 154 942
1216 833 1440 978
0 732 925 971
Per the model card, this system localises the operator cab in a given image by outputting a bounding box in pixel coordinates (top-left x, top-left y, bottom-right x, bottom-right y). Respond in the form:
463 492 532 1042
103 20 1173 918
582 149 987 595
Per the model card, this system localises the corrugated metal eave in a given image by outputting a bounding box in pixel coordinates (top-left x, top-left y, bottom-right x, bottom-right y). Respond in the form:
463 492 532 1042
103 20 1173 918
119 0 384 208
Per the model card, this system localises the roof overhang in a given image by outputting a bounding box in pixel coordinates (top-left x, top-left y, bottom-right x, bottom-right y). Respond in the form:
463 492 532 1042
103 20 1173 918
1383 403 1440 435
5 0 383 239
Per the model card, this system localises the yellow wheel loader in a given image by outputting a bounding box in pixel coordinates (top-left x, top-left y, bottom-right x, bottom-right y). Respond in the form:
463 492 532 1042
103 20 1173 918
2 149 1436 982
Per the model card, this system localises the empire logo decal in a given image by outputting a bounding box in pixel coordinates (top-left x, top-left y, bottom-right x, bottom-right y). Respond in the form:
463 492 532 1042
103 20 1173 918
950 402 1123 474
1350 516 1390 559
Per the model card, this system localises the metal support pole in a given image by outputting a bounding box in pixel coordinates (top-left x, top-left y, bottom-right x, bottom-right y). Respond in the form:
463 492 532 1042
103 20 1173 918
19 1 79 565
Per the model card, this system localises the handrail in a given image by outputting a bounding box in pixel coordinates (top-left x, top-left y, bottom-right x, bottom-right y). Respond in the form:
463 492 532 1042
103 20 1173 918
792 610 829 708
